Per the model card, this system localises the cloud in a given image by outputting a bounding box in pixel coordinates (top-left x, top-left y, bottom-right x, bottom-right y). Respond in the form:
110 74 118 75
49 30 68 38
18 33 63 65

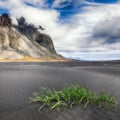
0 0 23 10
59 51 120 61
67 4 120 52
22 0 48 8
52 0 73 8
93 16 120 44
52 0 86 8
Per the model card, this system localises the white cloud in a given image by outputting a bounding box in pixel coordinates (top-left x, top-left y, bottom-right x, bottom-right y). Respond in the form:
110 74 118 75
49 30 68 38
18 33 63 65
21 0 47 8
52 0 72 8
52 0 86 8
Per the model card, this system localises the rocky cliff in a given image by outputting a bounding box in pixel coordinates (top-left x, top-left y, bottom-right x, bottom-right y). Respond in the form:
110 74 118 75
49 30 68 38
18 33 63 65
0 14 64 60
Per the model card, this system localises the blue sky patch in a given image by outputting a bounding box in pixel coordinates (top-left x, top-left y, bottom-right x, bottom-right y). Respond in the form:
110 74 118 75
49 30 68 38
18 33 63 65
0 8 9 15
87 0 118 3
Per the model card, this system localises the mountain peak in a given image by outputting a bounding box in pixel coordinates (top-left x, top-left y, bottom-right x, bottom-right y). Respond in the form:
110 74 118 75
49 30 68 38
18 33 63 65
0 13 64 61
0 13 12 28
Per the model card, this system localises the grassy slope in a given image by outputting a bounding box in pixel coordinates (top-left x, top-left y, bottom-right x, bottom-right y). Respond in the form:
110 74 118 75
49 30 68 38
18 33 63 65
0 56 68 62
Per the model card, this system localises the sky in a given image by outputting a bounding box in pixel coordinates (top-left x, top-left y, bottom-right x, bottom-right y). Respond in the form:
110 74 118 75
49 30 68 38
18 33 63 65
0 0 120 61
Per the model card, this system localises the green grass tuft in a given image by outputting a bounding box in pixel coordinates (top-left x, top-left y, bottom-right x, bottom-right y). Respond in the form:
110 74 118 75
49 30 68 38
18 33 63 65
29 85 117 110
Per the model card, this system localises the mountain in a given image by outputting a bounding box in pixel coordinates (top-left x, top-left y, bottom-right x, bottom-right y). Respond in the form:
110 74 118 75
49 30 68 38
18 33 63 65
0 14 64 61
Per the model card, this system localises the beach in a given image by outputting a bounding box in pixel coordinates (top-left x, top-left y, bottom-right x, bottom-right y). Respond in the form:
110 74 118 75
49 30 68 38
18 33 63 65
0 61 120 120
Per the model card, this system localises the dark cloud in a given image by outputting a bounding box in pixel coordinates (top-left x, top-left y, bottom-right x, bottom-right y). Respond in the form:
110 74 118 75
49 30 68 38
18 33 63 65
92 16 120 44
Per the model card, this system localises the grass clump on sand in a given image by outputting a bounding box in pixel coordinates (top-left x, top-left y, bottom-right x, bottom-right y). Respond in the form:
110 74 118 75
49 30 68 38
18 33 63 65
29 85 117 110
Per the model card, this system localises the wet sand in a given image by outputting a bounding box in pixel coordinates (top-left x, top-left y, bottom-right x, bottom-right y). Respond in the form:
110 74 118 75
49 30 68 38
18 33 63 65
0 61 120 120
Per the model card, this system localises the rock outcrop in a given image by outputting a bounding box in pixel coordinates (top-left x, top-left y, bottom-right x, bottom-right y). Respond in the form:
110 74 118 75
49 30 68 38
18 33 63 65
0 14 12 27
14 17 56 54
0 14 64 60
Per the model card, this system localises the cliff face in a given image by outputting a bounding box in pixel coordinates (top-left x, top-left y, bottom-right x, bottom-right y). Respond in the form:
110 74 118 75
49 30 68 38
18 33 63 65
0 14 63 60
14 17 56 54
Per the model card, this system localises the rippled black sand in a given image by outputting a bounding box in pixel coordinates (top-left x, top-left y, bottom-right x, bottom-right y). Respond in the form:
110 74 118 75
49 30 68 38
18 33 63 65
0 62 120 120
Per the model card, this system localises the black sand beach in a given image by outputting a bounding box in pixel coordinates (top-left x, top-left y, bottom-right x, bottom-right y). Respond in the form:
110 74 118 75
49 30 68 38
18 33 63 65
0 61 120 120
